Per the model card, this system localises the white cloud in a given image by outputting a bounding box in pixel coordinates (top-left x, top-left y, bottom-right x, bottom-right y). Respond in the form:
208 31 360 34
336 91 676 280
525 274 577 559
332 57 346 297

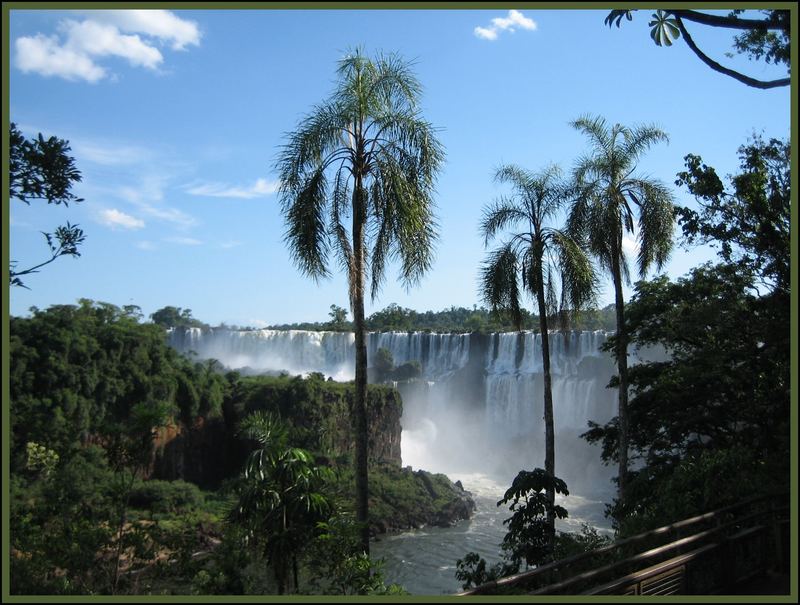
136 240 157 250
140 204 197 228
165 236 202 246
61 19 163 69
220 240 243 249
493 10 536 31
15 34 106 82
73 140 152 165
186 178 280 199
113 175 198 229
474 27 498 41
83 10 201 50
14 10 200 82
249 318 270 328
98 208 145 230
474 10 537 41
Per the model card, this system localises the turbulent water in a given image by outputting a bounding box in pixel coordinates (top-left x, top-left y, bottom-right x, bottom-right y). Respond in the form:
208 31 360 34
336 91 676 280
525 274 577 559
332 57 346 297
168 327 660 594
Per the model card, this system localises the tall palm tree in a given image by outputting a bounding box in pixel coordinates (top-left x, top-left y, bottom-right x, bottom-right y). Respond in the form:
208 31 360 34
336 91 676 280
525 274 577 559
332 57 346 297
568 114 675 501
480 163 595 558
276 49 444 555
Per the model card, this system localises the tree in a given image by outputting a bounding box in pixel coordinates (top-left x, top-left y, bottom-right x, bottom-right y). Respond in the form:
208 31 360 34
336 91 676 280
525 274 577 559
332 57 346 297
230 411 331 594
327 304 350 331
568 114 675 501
479 164 594 556
9 122 86 288
583 135 790 535
604 9 790 89
276 48 444 554
455 469 570 589
372 347 395 383
584 264 789 535
675 135 790 296
150 306 207 330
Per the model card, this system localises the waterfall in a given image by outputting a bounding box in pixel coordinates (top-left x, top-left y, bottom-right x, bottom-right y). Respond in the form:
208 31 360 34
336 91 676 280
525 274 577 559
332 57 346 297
167 327 647 499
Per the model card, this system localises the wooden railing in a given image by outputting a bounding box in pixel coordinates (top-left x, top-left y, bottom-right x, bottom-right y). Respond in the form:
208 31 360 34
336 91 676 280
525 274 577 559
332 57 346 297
456 493 789 596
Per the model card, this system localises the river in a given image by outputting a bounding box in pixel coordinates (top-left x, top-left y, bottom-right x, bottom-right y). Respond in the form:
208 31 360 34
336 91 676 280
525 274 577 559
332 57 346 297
371 454 614 595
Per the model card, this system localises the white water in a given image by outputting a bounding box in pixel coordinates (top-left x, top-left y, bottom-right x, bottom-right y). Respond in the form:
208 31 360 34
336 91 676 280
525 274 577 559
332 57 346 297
167 327 661 594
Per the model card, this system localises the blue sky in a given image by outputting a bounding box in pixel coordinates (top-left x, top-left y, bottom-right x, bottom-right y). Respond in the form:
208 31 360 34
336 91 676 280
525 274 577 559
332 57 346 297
8 8 791 327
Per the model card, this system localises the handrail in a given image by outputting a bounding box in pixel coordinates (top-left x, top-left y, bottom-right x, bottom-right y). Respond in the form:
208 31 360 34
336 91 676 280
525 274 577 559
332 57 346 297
457 493 787 596
529 516 771 595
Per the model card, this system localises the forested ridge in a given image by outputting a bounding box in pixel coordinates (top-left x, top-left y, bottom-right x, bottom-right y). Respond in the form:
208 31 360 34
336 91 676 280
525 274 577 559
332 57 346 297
9 300 473 595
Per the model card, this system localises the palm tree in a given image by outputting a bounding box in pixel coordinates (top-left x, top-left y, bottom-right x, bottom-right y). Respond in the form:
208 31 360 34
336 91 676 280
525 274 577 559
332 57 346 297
480 163 595 558
568 114 675 501
276 49 444 554
231 412 331 594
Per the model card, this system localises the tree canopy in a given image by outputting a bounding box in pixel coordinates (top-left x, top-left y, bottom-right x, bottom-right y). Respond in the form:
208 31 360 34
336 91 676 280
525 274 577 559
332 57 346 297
583 136 790 535
9 123 86 288
605 9 790 89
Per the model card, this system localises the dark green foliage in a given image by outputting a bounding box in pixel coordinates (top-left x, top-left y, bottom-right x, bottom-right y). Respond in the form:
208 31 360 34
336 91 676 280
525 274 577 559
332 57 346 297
455 551 515 591
497 469 569 569
391 360 421 382
553 523 612 561
10 122 84 205
676 136 790 295
150 306 209 330
327 304 351 331
373 347 395 382
225 371 401 466
328 463 473 533
9 122 86 288
229 412 332 594
305 516 407 595
731 10 790 69
583 136 790 535
455 469 571 591
586 263 789 534
269 302 617 333
128 480 205 514
9 299 229 469
369 347 422 383
604 9 790 89
9 303 418 595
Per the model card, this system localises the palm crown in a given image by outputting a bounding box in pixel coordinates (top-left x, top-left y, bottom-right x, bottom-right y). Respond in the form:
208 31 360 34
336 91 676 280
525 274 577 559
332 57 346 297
276 49 445 303
568 114 675 283
481 164 596 327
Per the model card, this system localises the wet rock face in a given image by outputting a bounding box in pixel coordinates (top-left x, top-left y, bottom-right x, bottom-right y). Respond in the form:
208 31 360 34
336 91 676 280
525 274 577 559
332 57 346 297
431 484 477 528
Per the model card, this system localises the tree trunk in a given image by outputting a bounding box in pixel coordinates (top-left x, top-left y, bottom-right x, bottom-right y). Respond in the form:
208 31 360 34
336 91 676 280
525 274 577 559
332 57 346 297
352 182 370 556
535 273 555 560
611 246 629 501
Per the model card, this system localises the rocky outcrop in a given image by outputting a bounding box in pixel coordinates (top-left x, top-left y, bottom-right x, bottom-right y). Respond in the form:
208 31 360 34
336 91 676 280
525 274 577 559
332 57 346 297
366 465 477 535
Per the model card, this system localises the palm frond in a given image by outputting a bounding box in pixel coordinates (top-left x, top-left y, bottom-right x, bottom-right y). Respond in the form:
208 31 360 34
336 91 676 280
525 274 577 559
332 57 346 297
570 114 611 157
480 243 523 329
623 123 670 164
480 196 528 244
282 166 330 280
549 228 598 313
630 179 675 275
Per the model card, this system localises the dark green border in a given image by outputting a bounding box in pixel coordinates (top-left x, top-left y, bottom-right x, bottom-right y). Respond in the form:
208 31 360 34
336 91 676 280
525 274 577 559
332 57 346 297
2 2 797 603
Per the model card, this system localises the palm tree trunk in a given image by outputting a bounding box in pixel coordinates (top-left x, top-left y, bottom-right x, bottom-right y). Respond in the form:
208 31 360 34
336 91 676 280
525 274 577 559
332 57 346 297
535 276 556 559
611 249 630 501
352 181 370 556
